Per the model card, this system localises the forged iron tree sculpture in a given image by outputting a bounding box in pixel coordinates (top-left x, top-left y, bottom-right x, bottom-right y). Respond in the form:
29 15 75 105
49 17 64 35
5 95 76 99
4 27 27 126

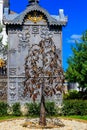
24 38 64 126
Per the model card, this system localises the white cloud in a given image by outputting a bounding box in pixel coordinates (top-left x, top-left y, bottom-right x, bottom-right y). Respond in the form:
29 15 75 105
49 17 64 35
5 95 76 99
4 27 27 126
67 39 76 43
70 34 82 39
67 34 82 43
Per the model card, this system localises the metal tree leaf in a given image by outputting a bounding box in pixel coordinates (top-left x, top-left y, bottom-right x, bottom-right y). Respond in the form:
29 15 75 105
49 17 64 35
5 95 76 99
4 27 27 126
30 93 32 98
50 63 54 68
50 91 53 96
56 85 62 93
23 87 28 96
44 90 49 96
40 48 44 53
33 66 37 71
49 78 53 84
51 46 55 52
31 79 36 84
52 88 56 94
46 71 52 76
44 58 48 63
39 41 44 47
36 84 40 89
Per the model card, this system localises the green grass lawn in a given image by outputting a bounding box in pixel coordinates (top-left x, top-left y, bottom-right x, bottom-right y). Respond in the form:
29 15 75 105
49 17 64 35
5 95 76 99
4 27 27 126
0 116 25 121
0 115 87 121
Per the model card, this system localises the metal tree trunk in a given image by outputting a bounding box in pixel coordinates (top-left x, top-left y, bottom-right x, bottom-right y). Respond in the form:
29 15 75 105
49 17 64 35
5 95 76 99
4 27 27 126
39 93 46 126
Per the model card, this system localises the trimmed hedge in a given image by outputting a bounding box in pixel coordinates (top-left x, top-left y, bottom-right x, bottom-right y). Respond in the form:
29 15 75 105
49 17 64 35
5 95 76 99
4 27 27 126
45 101 57 116
62 100 87 116
26 102 40 116
1 100 87 117
26 102 57 116
0 102 57 117
0 102 8 116
63 90 87 100
12 102 22 116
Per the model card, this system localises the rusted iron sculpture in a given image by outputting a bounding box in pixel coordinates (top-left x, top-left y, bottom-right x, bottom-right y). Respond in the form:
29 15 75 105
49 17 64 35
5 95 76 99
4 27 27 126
24 38 64 126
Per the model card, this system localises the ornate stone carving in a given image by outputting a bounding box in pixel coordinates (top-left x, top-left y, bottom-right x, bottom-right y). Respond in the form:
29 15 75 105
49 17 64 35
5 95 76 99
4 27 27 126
25 12 46 23
18 82 30 100
56 49 61 60
9 30 17 34
9 49 16 54
32 26 39 34
9 68 16 76
23 26 29 30
40 26 53 39
9 82 16 101
9 78 16 82
18 30 30 52
9 84 16 90
18 31 30 42
9 92 16 101
54 30 61 34
0 86 7 101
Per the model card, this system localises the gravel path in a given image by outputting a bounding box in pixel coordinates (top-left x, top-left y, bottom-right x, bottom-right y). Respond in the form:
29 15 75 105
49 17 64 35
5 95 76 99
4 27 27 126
0 118 87 130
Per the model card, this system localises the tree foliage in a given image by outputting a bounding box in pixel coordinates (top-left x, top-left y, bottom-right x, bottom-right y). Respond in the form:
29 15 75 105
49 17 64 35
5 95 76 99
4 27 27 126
24 38 64 100
66 31 87 91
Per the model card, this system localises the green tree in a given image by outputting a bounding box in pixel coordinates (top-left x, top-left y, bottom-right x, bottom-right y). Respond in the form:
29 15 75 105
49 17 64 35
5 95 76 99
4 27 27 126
66 31 87 91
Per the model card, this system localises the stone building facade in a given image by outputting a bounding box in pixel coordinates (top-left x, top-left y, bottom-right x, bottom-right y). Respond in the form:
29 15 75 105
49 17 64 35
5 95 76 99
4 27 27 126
4 0 67 104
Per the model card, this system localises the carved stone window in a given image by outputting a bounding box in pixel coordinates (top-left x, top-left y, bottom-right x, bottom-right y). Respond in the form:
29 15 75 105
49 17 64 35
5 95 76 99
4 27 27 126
40 26 53 39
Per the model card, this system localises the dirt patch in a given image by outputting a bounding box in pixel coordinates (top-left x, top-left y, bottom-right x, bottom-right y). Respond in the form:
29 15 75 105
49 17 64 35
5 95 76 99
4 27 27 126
0 118 87 130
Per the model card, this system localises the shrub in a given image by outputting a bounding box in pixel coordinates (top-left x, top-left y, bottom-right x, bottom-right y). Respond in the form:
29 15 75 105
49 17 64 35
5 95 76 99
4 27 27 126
63 90 87 100
45 102 57 116
0 102 8 116
63 90 78 100
62 100 87 116
12 102 22 116
26 101 57 117
26 102 40 116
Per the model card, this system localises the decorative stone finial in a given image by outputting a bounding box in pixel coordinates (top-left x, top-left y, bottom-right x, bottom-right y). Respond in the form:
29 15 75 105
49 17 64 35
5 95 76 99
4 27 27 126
59 9 64 18
29 0 39 4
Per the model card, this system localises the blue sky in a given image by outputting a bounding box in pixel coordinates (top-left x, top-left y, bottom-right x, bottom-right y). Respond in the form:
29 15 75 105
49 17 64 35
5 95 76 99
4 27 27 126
10 0 87 71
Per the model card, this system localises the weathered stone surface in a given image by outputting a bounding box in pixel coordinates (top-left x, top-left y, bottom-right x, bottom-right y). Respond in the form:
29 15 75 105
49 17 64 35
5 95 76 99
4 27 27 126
0 76 7 101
